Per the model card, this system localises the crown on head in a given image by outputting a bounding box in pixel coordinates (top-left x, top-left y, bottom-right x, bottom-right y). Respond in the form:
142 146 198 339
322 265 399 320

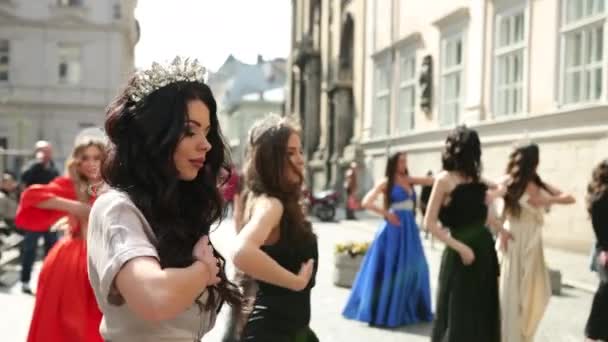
128 56 207 103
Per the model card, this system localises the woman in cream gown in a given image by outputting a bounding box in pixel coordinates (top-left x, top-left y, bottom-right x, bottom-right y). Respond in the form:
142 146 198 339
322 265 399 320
498 143 575 342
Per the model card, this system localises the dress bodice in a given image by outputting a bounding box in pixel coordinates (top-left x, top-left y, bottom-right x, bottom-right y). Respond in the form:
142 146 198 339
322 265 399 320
258 238 318 294
389 185 415 211
438 182 488 229
391 185 415 202
251 234 318 332
510 193 546 225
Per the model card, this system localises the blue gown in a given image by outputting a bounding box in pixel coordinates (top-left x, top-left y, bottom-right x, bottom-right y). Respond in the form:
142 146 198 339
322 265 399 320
342 185 433 327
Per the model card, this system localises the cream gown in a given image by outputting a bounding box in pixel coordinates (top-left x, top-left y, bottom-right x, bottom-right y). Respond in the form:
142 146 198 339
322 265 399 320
499 193 551 342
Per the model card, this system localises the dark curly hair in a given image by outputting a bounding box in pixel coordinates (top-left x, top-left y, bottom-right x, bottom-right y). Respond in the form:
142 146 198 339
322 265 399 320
241 114 315 249
441 125 482 182
504 143 553 217
587 159 608 214
102 78 242 310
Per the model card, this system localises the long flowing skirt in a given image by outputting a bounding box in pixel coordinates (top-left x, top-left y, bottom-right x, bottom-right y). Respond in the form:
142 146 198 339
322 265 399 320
342 209 433 327
27 236 103 342
500 215 551 342
431 223 500 342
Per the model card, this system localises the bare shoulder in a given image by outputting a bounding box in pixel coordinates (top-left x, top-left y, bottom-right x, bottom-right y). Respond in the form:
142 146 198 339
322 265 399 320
376 178 388 188
435 171 452 184
252 195 284 215
434 171 458 193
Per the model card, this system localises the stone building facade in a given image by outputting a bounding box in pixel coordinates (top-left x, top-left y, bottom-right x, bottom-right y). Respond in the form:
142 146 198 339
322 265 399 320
0 0 139 172
286 0 367 194
287 0 608 252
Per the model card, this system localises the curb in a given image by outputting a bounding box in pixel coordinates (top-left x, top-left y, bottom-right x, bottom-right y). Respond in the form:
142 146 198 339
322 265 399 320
562 279 597 294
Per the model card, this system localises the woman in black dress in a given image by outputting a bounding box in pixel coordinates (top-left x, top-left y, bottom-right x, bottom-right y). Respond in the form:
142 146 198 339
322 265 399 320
423 126 507 342
585 159 608 342
229 114 318 341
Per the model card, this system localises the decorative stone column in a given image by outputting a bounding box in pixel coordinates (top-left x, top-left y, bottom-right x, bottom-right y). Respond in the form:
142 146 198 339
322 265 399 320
303 56 321 161
328 83 354 191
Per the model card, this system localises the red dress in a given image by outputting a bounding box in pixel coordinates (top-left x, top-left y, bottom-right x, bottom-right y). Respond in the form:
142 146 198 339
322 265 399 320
16 176 103 342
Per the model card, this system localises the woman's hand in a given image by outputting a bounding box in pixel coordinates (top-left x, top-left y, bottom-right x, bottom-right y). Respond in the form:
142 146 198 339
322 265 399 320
193 236 221 286
385 212 400 226
498 229 514 252
459 245 475 265
291 259 315 291
599 251 608 268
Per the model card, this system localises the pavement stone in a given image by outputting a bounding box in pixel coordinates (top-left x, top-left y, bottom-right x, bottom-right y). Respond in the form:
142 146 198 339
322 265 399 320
0 215 595 342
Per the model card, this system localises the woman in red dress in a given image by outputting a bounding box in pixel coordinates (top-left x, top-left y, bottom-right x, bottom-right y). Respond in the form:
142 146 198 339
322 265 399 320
16 135 106 342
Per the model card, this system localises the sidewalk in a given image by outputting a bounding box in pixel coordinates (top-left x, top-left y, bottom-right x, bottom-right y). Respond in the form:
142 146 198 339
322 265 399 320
340 211 600 293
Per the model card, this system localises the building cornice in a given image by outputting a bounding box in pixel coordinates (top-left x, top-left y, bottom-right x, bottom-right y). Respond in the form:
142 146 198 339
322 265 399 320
393 32 422 49
360 104 608 153
371 44 392 60
327 80 352 94
432 7 470 29
0 7 135 34
0 101 106 112
372 32 423 61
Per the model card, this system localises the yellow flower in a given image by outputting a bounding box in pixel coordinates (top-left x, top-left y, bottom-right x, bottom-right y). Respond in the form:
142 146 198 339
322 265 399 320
335 241 371 257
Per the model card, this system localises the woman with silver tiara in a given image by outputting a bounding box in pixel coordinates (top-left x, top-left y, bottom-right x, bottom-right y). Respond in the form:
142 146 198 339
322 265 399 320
87 57 242 341
17 129 107 342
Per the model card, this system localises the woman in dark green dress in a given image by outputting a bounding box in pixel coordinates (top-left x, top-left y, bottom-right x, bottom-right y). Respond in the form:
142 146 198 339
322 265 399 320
423 126 508 342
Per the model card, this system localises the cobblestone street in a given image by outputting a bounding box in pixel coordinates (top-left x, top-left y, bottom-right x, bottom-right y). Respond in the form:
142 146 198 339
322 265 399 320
0 216 595 341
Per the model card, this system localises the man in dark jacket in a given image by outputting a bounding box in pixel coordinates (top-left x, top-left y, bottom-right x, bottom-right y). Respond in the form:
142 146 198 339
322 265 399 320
18 140 60 294
20 141 59 188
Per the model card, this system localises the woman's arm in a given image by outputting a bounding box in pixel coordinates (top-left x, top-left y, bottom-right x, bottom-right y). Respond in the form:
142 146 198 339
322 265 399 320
407 175 434 186
115 256 213 322
36 197 90 221
543 183 576 205
361 179 390 217
92 201 219 323
423 173 475 264
230 197 313 291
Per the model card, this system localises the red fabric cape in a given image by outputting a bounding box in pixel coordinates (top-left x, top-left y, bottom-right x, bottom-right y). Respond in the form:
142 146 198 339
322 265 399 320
15 176 77 232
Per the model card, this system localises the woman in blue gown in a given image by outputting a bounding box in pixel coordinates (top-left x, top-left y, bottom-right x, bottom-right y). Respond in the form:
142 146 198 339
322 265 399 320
343 152 434 327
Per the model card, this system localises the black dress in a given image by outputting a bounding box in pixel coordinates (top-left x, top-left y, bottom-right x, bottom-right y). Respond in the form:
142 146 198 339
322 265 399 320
586 193 608 340
431 183 500 342
241 231 319 342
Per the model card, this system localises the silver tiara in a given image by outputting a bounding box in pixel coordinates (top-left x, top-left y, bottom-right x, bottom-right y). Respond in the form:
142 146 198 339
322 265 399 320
128 56 207 103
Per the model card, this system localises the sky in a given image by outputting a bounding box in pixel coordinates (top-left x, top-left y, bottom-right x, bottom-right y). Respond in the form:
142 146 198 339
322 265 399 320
134 0 292 71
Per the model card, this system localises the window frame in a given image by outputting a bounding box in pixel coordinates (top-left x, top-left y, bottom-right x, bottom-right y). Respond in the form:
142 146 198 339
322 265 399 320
372 53 392 137
396 45 417 132
57 44 82 85
493 3 529 117
559 0 607 106
439 27 467 127
0 39 9 82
